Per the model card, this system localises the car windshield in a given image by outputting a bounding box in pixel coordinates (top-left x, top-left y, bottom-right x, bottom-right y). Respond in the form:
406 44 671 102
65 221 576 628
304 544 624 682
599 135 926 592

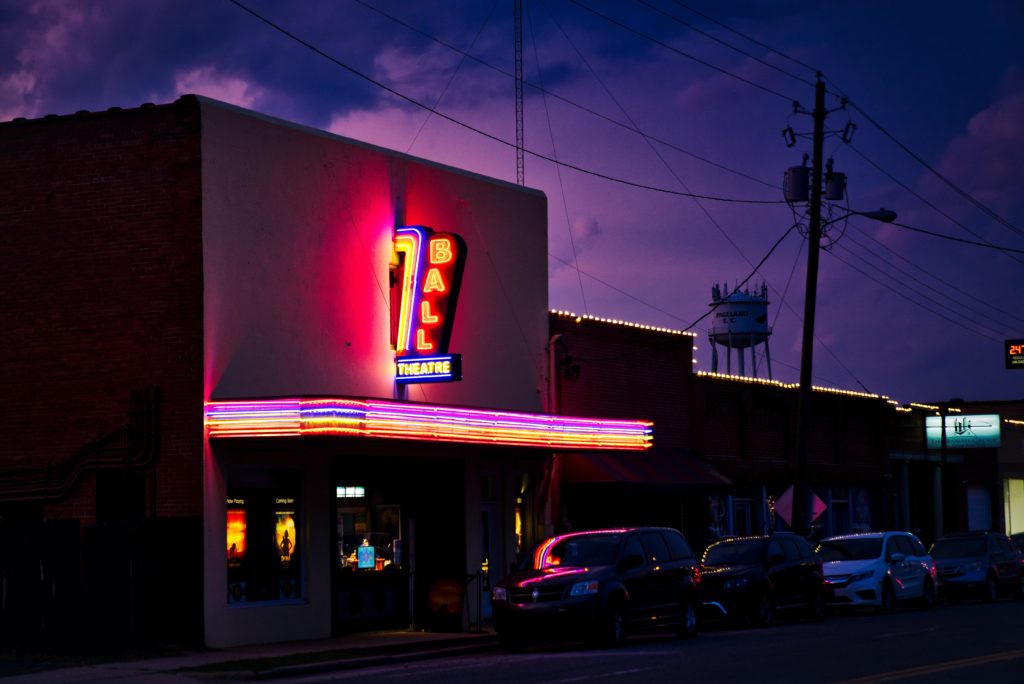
703 539 765 566
532 533 623 569
931 538 986 558
817 538 883 562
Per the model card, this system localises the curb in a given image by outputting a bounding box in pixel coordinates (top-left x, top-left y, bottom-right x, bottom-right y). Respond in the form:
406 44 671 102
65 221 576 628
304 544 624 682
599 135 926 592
251 637 500 680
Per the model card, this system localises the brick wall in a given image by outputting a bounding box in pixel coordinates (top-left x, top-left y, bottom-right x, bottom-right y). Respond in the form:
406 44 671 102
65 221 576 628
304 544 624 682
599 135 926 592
549 313 694 449
0 98 204 521
548 310 893 490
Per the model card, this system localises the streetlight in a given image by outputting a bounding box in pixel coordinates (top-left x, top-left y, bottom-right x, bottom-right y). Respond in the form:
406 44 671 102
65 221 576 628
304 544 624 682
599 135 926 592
792 206 897 536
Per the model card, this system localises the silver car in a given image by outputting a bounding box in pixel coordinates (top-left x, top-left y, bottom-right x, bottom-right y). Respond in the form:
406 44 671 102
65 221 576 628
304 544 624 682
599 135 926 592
817 532 936 611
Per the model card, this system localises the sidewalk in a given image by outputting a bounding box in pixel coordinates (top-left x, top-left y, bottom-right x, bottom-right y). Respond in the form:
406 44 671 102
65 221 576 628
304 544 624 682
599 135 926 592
0 627 499 682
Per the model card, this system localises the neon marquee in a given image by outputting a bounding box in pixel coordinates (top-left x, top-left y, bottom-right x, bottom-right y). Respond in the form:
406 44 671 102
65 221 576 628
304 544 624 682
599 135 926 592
205 398 653 451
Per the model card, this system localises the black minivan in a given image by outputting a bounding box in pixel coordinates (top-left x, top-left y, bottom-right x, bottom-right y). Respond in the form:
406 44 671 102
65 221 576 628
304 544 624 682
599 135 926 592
491 527 701 648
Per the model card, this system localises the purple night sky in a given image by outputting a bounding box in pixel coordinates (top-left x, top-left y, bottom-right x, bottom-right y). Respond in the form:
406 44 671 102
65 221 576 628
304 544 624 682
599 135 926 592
3 0 1022 404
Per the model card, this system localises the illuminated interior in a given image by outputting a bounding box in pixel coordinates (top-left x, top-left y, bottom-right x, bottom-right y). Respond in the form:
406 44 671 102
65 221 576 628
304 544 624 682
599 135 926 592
206 397 653 450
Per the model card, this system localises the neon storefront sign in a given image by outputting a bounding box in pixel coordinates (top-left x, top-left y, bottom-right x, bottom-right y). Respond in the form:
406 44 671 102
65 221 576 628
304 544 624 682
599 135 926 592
392 226 466 383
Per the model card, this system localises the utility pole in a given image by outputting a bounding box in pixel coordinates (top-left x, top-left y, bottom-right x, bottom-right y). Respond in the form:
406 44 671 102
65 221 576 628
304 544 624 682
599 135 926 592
514 0 524 185
792 75 826 537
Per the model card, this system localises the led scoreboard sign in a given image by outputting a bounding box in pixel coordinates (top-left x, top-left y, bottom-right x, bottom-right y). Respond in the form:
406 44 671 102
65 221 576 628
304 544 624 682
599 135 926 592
1006 339 1024 370
392 226 467 384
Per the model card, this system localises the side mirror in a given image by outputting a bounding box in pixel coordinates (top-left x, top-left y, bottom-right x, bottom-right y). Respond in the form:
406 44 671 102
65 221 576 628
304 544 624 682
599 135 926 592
768 553 785 566
889 553 905 564
621 553 645 570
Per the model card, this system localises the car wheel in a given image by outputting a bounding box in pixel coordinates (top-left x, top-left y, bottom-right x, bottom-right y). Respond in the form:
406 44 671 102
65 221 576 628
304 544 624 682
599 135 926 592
751 590 774 627
984 574 999 602
595 601 627 647
498 631 524 652
877 581 895 613
677 598 699 639
806 590 825 621
919 578 936 610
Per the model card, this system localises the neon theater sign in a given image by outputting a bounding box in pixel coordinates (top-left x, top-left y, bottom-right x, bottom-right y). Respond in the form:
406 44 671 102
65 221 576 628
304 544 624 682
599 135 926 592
392 226 467 383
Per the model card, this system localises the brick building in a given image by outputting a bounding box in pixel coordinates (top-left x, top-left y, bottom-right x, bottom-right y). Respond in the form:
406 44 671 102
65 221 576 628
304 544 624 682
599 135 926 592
549 311 900 553
0 96 652 650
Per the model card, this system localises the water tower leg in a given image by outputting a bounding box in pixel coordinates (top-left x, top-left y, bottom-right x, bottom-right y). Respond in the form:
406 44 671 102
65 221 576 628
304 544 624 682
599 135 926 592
751 345 758 378
710 339 719 373
764 338 773 380
727 332 733 374
738 346 745 376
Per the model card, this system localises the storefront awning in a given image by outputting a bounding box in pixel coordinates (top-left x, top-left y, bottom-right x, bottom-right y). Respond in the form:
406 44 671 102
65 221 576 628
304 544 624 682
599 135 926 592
562 449 731 487
205 397 652 451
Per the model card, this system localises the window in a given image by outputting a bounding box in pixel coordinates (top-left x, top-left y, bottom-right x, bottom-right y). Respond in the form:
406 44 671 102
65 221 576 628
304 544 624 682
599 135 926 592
779 537 803 562
622 536 645 565
894 536 915 557
662 530 694 560
639 531 671 564
910 536 928 556
226 469 302 604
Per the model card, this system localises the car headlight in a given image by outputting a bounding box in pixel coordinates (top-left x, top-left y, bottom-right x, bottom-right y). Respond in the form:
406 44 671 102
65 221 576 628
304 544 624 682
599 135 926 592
723 577 751 590
849 570 875 583
492 586 508 601
959 561 983 574
569 580 599 596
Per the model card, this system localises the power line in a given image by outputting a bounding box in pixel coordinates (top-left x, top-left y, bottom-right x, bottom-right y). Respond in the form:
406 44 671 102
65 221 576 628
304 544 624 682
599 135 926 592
568 0 798 103
684 223 797 332
542 2 777 311
847 222 1024 328
834 241 1012 339
825 250 1002 342
635 0 815 88
527 3 588 313
843 145 1024 266
228 0 785 205
667 0 819 75
406 1 497 154
354 0 778 190
845 100 1024 240
888 220 1024 255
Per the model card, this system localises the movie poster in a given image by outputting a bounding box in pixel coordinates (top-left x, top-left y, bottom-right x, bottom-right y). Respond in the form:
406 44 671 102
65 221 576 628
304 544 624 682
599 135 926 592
276 510 297 568
226 507 246 567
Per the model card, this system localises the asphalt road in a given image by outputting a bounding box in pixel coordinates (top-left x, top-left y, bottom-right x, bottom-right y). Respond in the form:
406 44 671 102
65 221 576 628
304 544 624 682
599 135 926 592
276 599 1024 684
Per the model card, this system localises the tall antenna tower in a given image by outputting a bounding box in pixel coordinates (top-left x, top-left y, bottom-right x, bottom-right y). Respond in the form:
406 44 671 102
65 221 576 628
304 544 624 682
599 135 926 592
514 0 524 185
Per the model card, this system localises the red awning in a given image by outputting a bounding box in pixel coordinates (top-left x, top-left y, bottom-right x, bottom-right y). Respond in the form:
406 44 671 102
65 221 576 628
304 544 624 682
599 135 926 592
562 450 732 487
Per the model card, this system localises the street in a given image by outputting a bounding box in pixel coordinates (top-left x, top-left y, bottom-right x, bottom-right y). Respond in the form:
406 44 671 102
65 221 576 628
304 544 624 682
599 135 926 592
272 600 1024 684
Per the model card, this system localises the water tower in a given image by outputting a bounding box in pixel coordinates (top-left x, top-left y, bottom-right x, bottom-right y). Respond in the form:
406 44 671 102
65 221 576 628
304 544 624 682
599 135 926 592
708 282 773 378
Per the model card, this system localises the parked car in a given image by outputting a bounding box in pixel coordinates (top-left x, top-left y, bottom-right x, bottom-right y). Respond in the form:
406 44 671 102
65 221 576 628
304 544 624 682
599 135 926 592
491 527 700 648
699 532 824 626
817 531 936 611
1011 532 1024 551
931 531 1024 602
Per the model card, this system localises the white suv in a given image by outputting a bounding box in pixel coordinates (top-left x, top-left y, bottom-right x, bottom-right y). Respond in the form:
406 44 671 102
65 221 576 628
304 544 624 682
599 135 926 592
817 531 936 611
